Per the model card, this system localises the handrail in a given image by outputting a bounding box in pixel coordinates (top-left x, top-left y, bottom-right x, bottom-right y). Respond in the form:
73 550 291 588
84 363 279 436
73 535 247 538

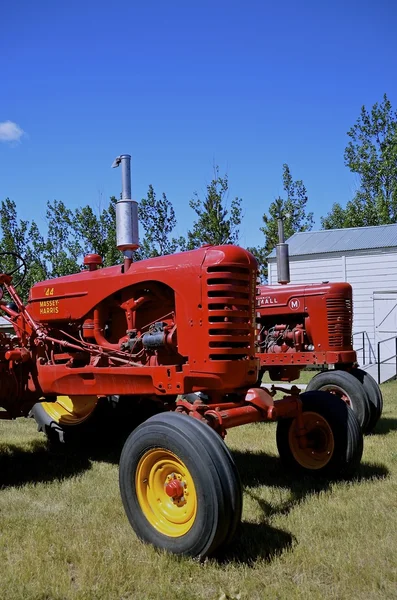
377 335 397 384
352 331 367 365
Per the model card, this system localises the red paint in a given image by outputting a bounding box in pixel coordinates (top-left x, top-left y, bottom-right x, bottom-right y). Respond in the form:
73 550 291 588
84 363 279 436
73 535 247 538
256 282 356 380
165 478 185 499
0 245 259 416
0 245 323 438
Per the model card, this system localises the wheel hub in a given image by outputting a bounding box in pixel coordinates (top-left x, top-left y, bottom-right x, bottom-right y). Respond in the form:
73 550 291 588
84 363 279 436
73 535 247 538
136 448 197 537
165 474 185 500
320 384 351 407
289 411 335 470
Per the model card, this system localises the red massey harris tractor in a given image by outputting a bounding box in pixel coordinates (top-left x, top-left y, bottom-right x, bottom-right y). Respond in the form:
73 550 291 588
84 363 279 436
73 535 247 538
0 156 363 558
256 282 383 433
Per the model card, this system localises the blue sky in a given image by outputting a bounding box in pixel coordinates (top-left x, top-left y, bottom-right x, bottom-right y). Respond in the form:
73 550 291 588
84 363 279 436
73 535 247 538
1 0 396 249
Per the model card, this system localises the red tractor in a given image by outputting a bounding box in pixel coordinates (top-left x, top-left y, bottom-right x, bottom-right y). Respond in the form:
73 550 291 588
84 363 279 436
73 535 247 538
256 234 382 434
0 156 363 558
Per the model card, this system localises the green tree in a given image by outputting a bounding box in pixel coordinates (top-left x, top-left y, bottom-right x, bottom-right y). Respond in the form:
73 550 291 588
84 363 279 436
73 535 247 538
42 200 80 278
0 198 30 299
322 94 397 229
0 199 50 300
73 189 181 265
249 164 314 281
73 196 122 267
137 185 181 259
27 221 49 285
185 167 243 249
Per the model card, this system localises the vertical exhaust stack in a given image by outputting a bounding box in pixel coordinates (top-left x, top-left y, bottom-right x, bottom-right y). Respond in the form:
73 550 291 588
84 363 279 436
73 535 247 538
112 154 139 271
276 216 290 284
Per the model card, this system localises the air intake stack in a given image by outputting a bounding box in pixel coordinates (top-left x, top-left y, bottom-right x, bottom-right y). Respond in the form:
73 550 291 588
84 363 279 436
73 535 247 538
276 216 290 284
112 154 139 271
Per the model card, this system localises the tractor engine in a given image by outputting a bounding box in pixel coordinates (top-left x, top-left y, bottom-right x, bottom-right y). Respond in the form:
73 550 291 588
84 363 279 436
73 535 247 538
259 322 306 354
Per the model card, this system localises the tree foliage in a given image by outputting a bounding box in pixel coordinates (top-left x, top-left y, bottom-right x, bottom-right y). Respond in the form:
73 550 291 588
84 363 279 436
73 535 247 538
185 167 242 249
73 196 121 267
43 200 81 278
0 196 122 301
0 198 31 300
249 164 314 281
137 185 181 260
322 94 397 229
0 186 182 300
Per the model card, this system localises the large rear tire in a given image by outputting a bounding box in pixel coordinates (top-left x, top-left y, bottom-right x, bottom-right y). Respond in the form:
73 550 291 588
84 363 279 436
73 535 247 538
30 395 162 446
119 412 242 558
350 368 383 433
30 396 100 444
306 370 370 430
276 391 363 478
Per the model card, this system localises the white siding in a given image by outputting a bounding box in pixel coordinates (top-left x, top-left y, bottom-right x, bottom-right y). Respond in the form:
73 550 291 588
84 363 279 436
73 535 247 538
268 249 397 365
346 251 397 364
268 256 344 285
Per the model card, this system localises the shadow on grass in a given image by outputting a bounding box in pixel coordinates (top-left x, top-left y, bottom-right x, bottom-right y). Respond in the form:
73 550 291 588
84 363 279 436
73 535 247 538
232 449 389 507
233 450 389 521
218 450 389 564
220 519 296 565
371 417 397 436
0 440 92 489
44 426 133 466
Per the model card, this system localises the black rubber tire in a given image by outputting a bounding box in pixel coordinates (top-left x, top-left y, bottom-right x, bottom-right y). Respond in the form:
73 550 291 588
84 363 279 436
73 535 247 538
30 403 70 444
180 394 242 549
119 411 242 558
276 391 363 478
30 395 161 446
30 399 111 445
350 368 383 433
306 370 371 430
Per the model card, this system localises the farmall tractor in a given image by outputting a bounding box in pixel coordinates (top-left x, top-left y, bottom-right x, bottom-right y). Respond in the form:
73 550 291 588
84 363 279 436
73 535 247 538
0 156 363 558
256 228 383 434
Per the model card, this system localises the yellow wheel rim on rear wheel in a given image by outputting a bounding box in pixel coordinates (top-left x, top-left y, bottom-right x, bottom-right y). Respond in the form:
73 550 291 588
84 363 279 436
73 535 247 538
136 448 197 537
39 396 98 426
289 411 335 470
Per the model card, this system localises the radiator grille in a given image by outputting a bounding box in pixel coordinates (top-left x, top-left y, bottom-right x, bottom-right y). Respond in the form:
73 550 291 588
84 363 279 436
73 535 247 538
326 297 353 347
205 265 253 360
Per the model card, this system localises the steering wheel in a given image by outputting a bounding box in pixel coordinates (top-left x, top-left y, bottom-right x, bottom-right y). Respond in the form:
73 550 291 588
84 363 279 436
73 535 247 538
0 252 27 289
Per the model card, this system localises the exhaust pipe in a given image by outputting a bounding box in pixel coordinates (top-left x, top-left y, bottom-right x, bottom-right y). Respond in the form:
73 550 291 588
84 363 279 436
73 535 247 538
276 216 290 284
112 154 139 271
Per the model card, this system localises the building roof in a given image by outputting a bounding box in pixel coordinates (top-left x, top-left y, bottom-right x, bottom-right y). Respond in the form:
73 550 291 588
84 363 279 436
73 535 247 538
268 223 397 258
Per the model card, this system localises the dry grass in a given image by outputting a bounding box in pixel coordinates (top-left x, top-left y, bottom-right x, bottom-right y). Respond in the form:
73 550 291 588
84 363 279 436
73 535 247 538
1 382 397 600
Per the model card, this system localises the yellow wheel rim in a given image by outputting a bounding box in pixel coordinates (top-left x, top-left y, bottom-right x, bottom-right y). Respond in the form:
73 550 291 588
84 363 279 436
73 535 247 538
289 411 335 470
39 396 98 426
136 448 197 537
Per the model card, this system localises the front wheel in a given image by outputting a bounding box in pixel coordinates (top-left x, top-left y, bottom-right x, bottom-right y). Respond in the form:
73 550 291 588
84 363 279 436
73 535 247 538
276 391 363 478
119 412 242 558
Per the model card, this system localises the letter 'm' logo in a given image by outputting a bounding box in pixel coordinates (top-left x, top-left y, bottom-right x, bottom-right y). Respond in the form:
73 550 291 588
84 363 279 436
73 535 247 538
289 298 300 310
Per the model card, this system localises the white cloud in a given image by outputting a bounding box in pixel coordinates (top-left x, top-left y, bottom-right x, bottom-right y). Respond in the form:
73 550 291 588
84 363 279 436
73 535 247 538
0 121 25 143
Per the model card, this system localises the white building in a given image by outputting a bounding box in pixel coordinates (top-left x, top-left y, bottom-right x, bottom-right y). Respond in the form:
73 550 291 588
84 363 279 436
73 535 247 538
0 316 13 335
268 224 397 383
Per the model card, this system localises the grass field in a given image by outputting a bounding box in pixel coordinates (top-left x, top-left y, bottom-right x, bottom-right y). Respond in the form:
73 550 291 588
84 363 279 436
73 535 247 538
1 381 397 600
